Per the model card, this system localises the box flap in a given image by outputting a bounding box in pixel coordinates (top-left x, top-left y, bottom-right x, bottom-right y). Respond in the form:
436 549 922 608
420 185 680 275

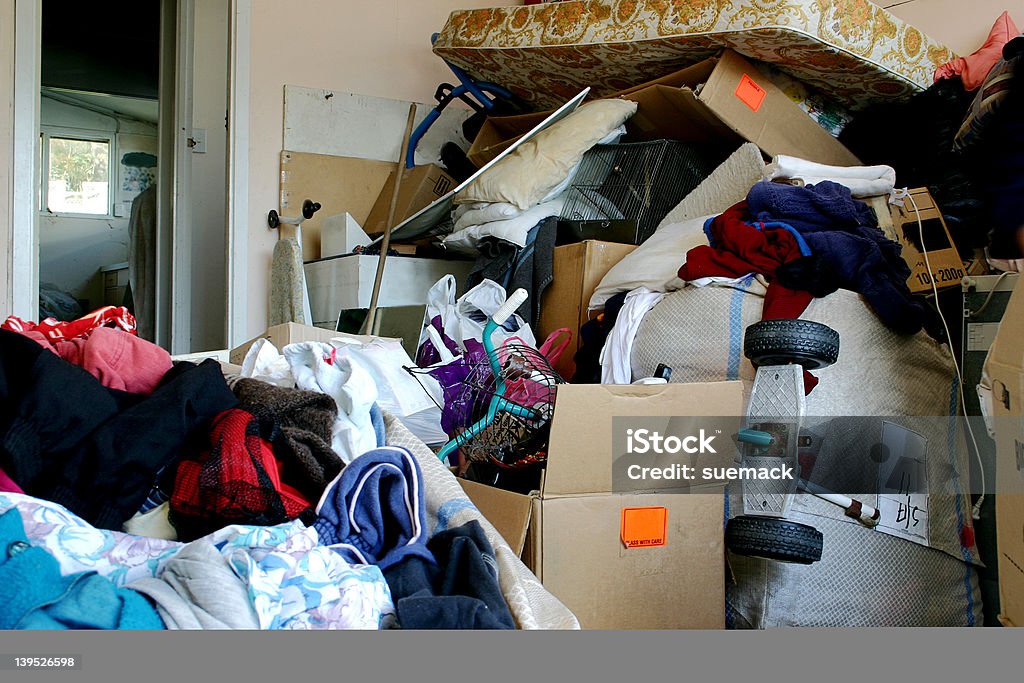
623 83 741 145
986 279 1024 381
543 382 743 496
614 58 717 97
457 478 533 557
998 493 1024 628
697 51 860 166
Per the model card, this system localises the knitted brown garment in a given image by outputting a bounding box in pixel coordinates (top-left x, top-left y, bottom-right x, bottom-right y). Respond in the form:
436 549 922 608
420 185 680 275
231 377 342 499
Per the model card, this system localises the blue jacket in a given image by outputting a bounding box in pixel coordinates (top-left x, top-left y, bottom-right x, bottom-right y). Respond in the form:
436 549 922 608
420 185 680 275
0 509 165 630
747 181 931 336
314 446 436 571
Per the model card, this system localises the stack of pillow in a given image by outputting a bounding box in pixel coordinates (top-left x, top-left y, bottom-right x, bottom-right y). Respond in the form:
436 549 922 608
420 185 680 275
444 99 637 253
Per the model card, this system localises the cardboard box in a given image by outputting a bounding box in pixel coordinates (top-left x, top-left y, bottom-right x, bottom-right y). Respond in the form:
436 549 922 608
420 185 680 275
364 164 456 237
538 240 637 380
462 381 742 629
320 212 371 259
888 188 965 294
228 323 398 365
467 50 859 168
467 111 550 168
984 279 1024 627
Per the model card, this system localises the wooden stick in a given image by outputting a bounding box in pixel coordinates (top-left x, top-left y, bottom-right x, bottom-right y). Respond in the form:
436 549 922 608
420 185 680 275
362 103 418 335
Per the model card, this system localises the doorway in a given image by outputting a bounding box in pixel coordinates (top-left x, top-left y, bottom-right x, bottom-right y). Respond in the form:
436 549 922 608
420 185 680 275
38 1 162 340
12 0 233 353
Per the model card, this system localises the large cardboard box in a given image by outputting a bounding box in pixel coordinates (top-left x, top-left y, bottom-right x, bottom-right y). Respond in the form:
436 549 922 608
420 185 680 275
467 50 858 168
888 188 965 294
364 164 456 237
462 381 742 629
538 240 637 380
984 279 1024 627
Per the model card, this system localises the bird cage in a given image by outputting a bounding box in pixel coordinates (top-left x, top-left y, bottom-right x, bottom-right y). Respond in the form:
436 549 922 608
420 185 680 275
559 140 720 244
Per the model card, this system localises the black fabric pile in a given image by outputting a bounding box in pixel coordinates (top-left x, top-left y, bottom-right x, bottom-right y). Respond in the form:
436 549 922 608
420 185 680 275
465 216 558 330
383 520 515 630
0 329 237 530
839 80 983 256
972 40 1024 258
572 289 628 384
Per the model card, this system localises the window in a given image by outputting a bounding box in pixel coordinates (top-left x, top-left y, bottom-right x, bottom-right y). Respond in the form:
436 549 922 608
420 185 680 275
40 133 112 216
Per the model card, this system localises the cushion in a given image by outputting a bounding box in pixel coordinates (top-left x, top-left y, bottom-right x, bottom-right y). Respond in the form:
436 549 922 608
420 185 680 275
588 214 714 310
455 99 637 210
934 11 1019 91
954 41 1021 150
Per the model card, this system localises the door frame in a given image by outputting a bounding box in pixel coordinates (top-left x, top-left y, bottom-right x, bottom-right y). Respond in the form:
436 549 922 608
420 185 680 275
8 0 250 352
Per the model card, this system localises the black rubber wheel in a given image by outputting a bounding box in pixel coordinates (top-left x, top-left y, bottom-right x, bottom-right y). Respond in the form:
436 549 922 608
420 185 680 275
744 319 839 370
726 516 823 564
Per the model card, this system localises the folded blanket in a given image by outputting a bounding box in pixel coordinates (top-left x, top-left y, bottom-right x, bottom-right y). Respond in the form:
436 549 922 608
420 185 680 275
454 202 524 231
763 154 896 197
443 197 565 254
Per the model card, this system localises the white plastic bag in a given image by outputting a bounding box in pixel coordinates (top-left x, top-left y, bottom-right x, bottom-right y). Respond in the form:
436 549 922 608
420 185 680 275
282 341 379 464
416 275 536 362
329 334 448 446
239 338 294 387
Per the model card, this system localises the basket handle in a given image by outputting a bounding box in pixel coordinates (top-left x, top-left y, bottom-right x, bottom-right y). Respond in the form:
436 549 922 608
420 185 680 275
492 288 528 326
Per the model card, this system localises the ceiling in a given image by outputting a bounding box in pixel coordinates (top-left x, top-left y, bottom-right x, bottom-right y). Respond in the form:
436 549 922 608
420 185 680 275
42 89 161 124
41 1 161 101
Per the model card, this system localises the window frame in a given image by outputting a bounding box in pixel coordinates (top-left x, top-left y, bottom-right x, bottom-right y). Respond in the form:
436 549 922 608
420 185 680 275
39 127 116 219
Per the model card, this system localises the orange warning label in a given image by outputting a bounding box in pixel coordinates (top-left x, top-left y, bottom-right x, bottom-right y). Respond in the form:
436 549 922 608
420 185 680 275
621 507 668 548
735 74 766 112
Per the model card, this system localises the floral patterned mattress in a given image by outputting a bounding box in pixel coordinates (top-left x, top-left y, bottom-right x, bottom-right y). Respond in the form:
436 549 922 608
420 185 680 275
433 0 956 111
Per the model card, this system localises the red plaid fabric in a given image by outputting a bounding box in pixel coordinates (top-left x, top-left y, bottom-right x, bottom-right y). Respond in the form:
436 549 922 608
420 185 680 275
3 305 137 343
171 409 313 530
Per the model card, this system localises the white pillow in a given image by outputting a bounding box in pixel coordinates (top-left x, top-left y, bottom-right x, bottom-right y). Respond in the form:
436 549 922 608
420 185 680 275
453 202 523 230
588 214 715 310
455 99 638 210
442 197 565 254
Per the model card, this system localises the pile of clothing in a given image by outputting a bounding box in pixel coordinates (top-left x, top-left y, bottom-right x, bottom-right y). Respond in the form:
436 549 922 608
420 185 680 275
673 180 936 391
0 307 518 630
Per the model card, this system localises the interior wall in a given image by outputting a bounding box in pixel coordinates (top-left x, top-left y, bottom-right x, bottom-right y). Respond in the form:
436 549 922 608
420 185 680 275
0 0 13 317
243 0 513 340
189 0 229 351
38 97 157 310
883 0 1020 57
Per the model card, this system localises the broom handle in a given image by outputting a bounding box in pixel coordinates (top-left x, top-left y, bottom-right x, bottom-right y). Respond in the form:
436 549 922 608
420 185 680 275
362 103 418 334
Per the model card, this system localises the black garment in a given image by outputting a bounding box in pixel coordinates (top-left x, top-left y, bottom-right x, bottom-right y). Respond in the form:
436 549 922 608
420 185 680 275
975 44 1024 258
0 330 237 529
465 217 558 329
839 80 983 256
382 520 515 630
571 290 628 384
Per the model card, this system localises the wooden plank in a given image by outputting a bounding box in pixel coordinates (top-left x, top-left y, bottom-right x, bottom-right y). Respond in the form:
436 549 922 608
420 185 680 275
279 150 395 261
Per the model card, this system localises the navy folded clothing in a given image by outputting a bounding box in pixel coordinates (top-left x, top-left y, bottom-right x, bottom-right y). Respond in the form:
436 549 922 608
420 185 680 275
313 446 435 571
383 520 515 630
